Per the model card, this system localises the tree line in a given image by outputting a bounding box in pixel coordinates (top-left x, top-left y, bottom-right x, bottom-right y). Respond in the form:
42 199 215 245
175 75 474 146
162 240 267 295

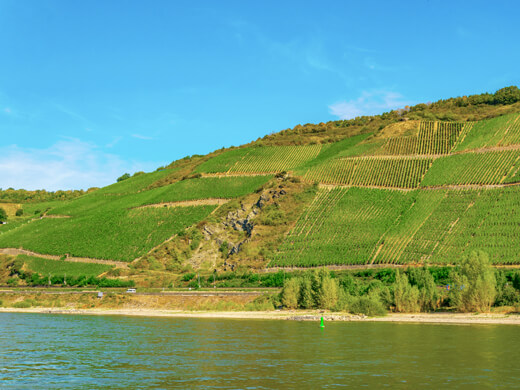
280 251 515 315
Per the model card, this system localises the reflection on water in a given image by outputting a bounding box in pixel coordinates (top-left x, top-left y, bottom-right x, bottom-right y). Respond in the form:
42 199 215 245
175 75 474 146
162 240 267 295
0 313 519 389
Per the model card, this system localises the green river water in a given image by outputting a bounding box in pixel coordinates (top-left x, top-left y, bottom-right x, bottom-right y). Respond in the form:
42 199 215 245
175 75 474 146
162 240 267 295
0 313 519 389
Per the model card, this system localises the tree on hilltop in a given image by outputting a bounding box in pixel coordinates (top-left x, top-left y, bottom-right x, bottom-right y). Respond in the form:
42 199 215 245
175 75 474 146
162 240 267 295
117 173 131 182
494 86 520 105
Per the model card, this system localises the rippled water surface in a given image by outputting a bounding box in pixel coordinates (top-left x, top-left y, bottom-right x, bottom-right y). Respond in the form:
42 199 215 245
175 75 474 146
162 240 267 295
1 313 520 389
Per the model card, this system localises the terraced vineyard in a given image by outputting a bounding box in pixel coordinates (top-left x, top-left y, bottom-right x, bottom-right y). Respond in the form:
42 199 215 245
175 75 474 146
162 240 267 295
271 187 411 267
197 144 322 174
374 121 469 156
371 190 447 264
454 112 520 151
271 185 520 267
304 157 431 188
397 190 480 264
421 150 520 186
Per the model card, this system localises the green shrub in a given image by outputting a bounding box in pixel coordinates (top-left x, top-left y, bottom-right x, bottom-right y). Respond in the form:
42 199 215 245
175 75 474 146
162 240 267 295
187 280 199 289
246 294 277 311
350 292 387 317
15 209 23 217
182 272 196 281
13 300 32 308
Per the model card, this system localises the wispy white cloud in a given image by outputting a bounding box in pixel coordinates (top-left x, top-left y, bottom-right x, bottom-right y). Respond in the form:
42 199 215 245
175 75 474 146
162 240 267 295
105 136 123 148
131 134 154 140
0 139 161 191
52 103 89 123
329 90 412 120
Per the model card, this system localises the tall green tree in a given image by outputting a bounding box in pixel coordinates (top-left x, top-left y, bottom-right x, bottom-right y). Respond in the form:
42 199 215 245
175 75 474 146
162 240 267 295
452 251 496 312
408 267 438 311
281 277 300 309
299 274 315 309
393 270 420 312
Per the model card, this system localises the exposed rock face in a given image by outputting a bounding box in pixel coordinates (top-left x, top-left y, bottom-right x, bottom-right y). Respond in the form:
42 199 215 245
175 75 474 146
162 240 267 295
203 185 287 260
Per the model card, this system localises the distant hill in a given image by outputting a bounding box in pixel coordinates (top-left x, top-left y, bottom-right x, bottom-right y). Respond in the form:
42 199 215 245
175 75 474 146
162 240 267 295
1 86 520 283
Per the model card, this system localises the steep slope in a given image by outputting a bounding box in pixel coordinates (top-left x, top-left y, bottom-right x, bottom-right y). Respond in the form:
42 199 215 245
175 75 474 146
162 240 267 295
2 87 520 274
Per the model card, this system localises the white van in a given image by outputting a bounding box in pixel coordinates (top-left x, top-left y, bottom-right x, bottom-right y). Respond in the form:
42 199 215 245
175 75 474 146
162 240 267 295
126 288 136 293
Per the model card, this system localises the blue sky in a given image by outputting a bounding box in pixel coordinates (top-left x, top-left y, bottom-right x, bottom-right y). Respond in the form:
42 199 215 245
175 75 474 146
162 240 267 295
1 0 519 190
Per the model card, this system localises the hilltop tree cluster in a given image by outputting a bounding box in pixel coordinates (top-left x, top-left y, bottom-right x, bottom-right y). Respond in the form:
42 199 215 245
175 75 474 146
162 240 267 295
258 86 520 146
0 188 88 203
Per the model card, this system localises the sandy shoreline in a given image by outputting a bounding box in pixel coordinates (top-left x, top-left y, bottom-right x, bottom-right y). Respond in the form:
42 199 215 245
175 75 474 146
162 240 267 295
1 307 519 325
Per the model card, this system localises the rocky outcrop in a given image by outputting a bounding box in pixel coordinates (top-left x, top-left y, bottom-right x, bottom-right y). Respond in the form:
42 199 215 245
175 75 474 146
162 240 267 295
203 184 288 260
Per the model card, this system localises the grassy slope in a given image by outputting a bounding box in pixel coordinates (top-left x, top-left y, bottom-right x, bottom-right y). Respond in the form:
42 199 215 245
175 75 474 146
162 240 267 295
0 174 272 261
0 205 216 261
19 254 114 277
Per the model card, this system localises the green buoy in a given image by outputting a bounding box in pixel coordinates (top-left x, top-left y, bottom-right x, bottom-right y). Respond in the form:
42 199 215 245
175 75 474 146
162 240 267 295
320 316 325 328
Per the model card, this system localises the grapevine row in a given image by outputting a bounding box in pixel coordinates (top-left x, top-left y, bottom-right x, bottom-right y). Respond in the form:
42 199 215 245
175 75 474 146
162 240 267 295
304 157 432 188
229 144 322 173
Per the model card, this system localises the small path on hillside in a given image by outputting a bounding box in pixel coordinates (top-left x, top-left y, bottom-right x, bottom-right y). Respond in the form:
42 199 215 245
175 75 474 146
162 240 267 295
317 183 415 192
317 181 520 191
421 182 520 191
42 215 71 219
134 199 230 209
453 143 520 155
339 143 520 160
0 248 128 268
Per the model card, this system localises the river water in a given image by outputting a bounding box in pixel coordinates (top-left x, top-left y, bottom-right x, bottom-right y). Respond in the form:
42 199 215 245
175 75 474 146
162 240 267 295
1 313 519 389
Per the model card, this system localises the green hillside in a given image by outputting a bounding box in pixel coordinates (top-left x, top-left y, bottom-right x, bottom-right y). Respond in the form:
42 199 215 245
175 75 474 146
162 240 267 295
2 86 520 283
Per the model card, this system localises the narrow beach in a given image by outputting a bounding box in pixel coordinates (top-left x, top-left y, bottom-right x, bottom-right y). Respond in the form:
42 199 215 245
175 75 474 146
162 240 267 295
1 307 519 325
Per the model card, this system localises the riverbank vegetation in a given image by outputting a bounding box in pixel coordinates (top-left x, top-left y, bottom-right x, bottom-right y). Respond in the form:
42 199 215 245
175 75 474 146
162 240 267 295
278 251 519 315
